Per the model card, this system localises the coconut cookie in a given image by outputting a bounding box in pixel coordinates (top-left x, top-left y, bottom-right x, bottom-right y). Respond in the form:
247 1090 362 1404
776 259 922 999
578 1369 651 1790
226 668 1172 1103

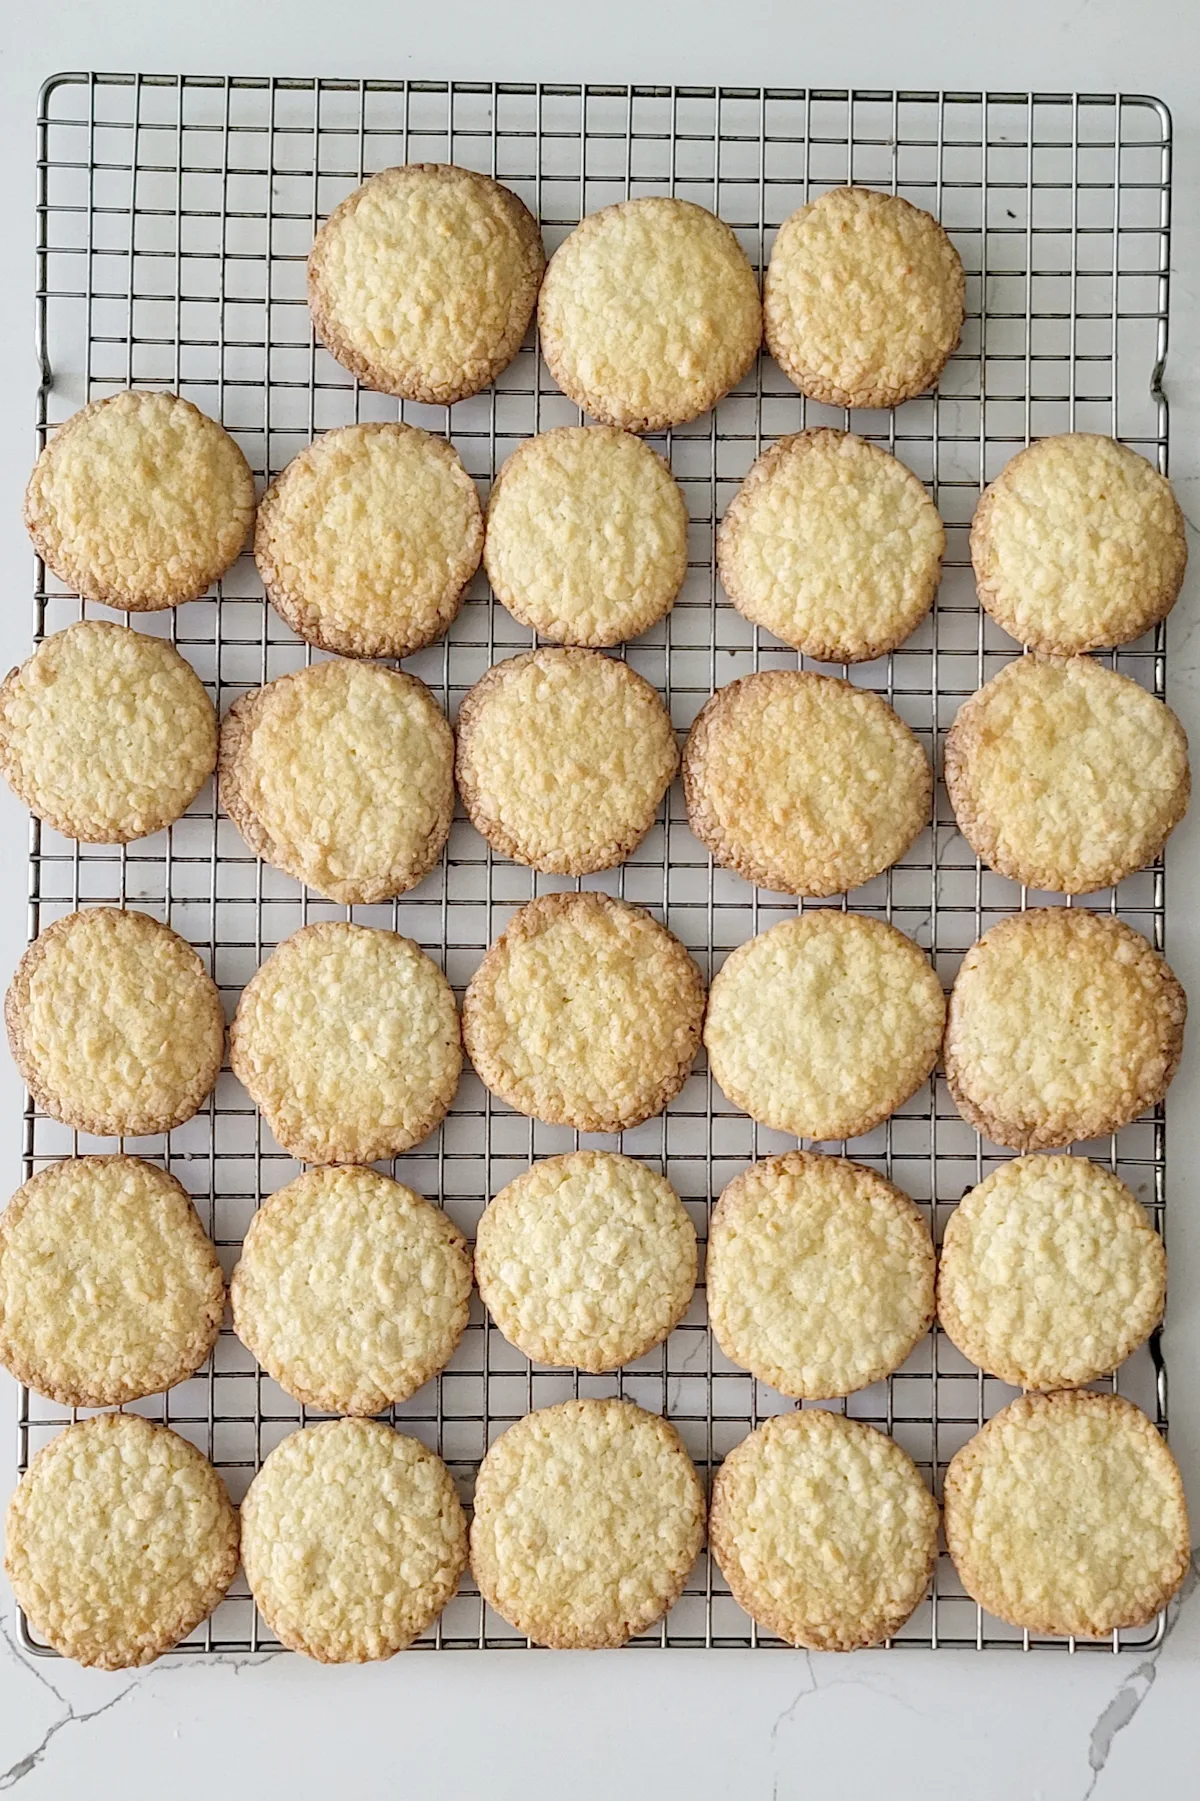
308 164 544 405
945 655 1190 894
710 1410 938 1650
455 649 678 873
764 186 965 410
241 1419 467 1662
704 911 945 1142
944 1391 1189 1638
470 1398 704 1648
944 910 1185 1151
220 659 454 905
24 390 254 610
230 922 460 1164
683 671 930 896
255 422 484 659
462 892 704 1133
538 198 761 433
970 435 1188 654
716 431 944 662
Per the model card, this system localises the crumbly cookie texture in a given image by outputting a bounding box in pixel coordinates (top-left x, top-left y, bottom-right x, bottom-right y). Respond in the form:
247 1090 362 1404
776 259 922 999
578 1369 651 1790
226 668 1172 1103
970 435 1188 654
474 1152 697 1372
704 911 945 1142
462 892 705 1133
255 422 484 659
230 922 460 1164
5 908 225 1138
944 910 1185 1151
484 427 688 645
709 1410 938 1651
683 670 930 896
538 198 761 433
220 659 454 905
240 1419 467 1662
232 1165 470 1414
937 1154 1165 1390
716 431 944 662
5 1414 238 1669
943 1392 1189 1638
24 390 254 610
945 654 1190 894
455 648 678 874
470 1398 704 1648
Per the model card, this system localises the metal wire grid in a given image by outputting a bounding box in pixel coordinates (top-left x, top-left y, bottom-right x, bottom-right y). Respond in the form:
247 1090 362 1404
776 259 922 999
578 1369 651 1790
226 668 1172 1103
18 76 1174 1655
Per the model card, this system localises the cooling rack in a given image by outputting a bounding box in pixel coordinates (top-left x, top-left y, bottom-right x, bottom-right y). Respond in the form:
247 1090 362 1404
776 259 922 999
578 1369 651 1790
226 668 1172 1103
19 77 1174 1654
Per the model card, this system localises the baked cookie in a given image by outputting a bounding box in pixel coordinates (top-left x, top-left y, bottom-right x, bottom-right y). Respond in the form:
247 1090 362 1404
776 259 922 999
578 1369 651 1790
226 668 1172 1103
5 1413 238 1668
538 197 761 433
484 426 688 645
943 1391 1189 1638
232 1164 471 1414
308 164 544 404
709 1410 938 1650
763 186 965 409
230 922 460 1164
455 648 678 874
474 1151 696 1372
5 908 225 1138
462 892 704 1133
945 654 1190 894
704 911 945 1141
937 1154 1165 1390
707 1152 934 1398
970 435 1188 654
683 670 930 895
24 390 254 610
220 659 454 905
716 431 944 662
240 1419 467 1661
470 1398 704 1648
255 422 484 659
944 910 1185 1150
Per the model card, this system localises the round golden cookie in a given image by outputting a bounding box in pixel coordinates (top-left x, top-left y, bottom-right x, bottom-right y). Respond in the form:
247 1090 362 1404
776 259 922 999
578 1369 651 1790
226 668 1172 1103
5 908 225 1138
970 435 1188 654
232 1165 471 1414
945 655 1190 895
474 1152 696 1372
220 659 454 905
24 390 254 610
944 909 1185 1151
943 1391 1189 1638
709 1410 938 1650
455 649 678 874
470 1398 704 1648
937 1154 1165 1391
537 197 761 433
707 1152 934 1398
683 670 930 896
462 892 705 1133
230 922 460 1165
763 186 965 409
255 422 484 659
241 1419 467 1662
5 1413 238 1668
308 164 544 405
704 911 945 1142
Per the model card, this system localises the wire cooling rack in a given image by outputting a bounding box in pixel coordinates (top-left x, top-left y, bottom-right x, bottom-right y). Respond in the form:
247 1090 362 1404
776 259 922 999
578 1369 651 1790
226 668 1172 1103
18 77 1174 1655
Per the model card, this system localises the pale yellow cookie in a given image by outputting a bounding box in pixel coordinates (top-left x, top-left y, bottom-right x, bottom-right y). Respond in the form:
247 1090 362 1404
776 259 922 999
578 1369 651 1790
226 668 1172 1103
709 1410 938 1650
704 911 945 1142
470 1398 704 1648
24 390 254 610
538 197 761 433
